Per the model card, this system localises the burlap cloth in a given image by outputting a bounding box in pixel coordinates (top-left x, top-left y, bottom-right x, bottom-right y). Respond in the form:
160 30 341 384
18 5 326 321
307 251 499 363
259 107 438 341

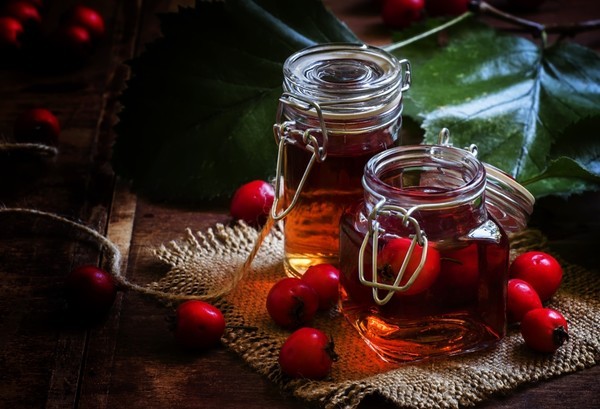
148 222 600 409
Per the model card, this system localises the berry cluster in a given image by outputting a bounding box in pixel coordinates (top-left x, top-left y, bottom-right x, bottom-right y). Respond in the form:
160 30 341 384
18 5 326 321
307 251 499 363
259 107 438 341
0 1 104 66
266 264 341 380
507 251 569 353
379 0 547 30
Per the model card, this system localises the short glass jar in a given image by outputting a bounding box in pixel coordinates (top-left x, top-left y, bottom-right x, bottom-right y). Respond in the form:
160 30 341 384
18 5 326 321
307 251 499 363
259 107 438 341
271 43 411 277
338 142 532 363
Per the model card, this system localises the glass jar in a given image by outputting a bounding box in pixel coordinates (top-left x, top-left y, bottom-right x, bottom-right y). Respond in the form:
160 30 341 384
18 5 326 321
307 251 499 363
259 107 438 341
272 43 411 277
339 141 533 363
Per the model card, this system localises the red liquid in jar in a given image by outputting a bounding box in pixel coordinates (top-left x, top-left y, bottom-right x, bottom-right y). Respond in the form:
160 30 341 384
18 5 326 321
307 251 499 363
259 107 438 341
283 129 395 276
339 201 509 363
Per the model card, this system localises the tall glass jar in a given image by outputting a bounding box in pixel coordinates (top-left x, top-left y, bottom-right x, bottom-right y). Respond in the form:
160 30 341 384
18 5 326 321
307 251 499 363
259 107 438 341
272 43 411 277
339 142 533 363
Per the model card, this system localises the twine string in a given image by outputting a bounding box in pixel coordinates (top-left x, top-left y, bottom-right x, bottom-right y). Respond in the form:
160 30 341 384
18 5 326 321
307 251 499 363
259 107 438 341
0 207 213 301
0 142 59 157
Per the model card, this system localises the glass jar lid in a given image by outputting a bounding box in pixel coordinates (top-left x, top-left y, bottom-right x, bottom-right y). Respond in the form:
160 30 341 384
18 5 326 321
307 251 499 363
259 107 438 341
282 43 410 118
436 128 535 233
484 163 535 233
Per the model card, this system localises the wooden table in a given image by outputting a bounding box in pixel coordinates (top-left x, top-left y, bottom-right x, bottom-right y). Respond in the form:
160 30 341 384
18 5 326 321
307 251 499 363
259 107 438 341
1 1 598 408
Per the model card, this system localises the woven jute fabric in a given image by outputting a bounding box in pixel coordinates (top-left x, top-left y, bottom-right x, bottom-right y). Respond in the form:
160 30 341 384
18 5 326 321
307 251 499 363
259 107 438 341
150 222 600 409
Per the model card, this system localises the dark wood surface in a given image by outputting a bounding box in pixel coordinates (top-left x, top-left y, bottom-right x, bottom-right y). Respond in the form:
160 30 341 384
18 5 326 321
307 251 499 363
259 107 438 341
0 1 598 408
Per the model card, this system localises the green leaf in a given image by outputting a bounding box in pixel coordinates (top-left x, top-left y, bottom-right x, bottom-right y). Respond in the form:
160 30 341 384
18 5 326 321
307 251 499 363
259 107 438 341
390 18 600 189
113 0 358 202
522 115 600 197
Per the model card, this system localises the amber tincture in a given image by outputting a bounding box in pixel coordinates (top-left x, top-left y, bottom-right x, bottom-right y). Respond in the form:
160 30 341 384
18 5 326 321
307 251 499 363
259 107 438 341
272 43 411 277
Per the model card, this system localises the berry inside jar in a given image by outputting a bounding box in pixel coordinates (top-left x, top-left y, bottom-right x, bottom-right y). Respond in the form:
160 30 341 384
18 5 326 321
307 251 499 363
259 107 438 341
339 145 510 363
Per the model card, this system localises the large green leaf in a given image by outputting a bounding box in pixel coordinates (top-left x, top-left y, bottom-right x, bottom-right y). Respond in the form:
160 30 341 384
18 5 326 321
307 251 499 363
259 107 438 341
391 18 600 186
114 5 600 203
113 0 358 202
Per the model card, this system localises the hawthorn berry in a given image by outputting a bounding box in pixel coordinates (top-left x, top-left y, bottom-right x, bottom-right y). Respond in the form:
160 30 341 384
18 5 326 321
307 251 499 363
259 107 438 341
507 278 542 323
278 327 337 379
13 108 60 145
64 265 117 320
266 277 319 329
436 244 479 305
173 300 226 350
60 5 105 41
520 308 569 353
0 16 23 48
381 0 425 29
509 251 562 302
378 237 441 296
50 24 93 61
230 180 275 227
301 263 340 310
3 1 42 27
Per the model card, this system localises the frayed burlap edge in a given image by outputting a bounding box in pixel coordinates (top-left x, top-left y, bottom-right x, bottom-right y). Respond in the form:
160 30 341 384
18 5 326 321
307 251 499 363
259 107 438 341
149 222 600 409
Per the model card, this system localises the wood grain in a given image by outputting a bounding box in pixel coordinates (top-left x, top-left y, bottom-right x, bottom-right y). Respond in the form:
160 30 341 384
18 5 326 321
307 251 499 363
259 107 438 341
0 1 598 409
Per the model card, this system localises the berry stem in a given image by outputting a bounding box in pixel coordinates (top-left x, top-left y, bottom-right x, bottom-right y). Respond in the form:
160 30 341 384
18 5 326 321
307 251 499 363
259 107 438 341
470 1 600 41
553 325 569 348
384 11 474 53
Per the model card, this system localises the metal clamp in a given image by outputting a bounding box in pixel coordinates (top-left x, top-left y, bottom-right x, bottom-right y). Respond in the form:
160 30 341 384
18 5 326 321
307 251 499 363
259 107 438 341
399 59 412 92
357 199 429 306
270 93 328 221
437 127 478 157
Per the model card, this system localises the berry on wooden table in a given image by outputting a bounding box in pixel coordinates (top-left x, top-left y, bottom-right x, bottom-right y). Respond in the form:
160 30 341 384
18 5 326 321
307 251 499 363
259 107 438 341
64 265 117 320
173 300 226 350
2 1 42 27
51 24 93 61
0 16 23 48
60 5 105 41
13 108 60 145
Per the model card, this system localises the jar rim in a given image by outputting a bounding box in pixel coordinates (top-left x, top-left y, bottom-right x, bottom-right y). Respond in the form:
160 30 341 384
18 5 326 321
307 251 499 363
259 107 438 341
283 43 403 112
363 145 487 208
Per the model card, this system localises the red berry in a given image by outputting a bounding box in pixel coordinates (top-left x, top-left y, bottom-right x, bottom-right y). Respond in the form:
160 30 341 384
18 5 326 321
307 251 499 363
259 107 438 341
520 308 569 353
266 277 319 329
378 237 441 296
174 300 226 350
381 0 425 29
278 327 337 379
437 244 479 305
51 24 93 60
3 1 41 26
425 0 469 16
60 5 105 41
507 278 542 323
230 180 275 227
14 108 60 145
0 16 23 48
301 264 340 310
64 265 117 319
509 251 562 302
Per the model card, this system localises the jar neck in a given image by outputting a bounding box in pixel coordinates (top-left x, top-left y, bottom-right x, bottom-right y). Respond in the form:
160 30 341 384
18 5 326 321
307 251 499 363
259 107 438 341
362 145 488 239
